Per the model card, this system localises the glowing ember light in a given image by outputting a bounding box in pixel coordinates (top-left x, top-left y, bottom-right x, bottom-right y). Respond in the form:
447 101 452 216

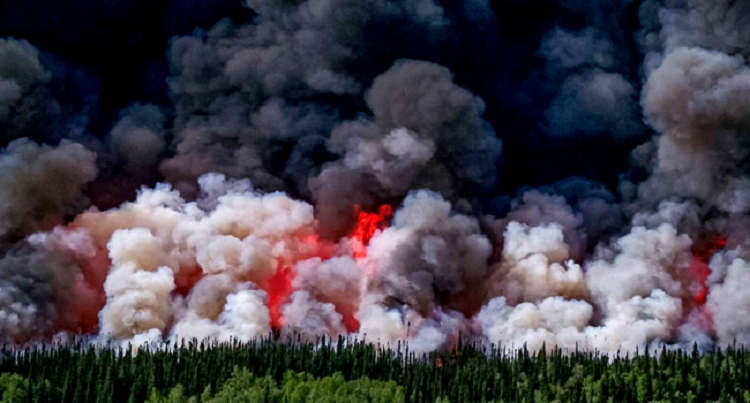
55 242 109 335
352 205 393 259
342 313 360 333
173 266 204 297
689 235 726 305
266 266 295 330
260 234 338 333
299 234 336 261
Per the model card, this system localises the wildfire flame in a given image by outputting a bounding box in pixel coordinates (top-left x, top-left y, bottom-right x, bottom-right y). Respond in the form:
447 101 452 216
250 206 395 335
352 205 393 259
266 266 295 330
685 234 726 334
265 234 333 332
689 235 726 305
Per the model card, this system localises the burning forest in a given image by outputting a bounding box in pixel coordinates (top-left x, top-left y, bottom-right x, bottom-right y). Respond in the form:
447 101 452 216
1 0 750 356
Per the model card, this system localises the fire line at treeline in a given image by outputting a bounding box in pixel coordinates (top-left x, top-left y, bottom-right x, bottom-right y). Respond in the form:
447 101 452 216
265 204 394 334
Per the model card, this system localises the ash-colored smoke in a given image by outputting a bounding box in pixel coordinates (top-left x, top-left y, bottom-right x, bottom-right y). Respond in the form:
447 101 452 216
363 191 493 316
540 27 640 140
313 60 501 237
0 38 90 147
0 226 102 342
159 0 462 197
0 139 98 239
637 47 750 207
617 0 750 350
288 256 362 336
107 104 167 179
281 291 346 341
0 38 51 143
632 0 750 211
158 0 501 238
0 242 69 342
0 39 47 115
640 0 750 72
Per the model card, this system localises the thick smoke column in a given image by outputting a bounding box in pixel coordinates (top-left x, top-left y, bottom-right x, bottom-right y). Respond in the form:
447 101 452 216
313 60 501 237
2 0 750 354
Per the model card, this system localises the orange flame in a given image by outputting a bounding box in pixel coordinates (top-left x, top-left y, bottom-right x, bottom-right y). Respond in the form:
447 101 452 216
352 205 393 259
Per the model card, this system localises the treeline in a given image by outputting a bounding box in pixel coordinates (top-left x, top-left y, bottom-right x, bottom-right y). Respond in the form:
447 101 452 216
146 369 403 403
1 336 750 402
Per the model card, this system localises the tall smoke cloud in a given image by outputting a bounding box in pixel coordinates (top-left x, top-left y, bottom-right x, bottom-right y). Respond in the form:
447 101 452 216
1 0 750 354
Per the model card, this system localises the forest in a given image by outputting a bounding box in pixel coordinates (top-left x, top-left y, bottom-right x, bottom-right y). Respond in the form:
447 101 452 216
1 337 750 403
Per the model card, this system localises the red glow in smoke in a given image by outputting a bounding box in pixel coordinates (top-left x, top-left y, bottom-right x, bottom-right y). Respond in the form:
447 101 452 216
174 266 204 297
56 244 110 335
341 309 360 333
262 234 337 333
352 205 393 259
266 266 295 330
689 235 726 305
300 234 336 261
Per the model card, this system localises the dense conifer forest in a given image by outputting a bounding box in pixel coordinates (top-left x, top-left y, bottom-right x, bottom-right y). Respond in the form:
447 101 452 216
1 337 750 402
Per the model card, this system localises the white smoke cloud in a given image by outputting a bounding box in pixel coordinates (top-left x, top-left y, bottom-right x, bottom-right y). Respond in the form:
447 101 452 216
292 256 363 320
170 284 272 343
99 228 175 339
489 222 587 305
65 173 317 342
478 296 593 352
500 190 586 259
281 291 346 340
707 257 750 345
477 220 696 353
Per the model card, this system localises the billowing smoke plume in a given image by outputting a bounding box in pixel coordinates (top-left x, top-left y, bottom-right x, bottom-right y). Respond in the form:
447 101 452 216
0 38 51 143
3 0 750 354
0 139 97 240
313 60 501 236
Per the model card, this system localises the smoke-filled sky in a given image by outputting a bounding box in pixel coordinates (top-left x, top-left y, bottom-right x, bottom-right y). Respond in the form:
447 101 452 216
1 0 750 353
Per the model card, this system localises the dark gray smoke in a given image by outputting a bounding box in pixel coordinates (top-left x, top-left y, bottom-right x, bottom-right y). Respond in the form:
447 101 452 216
312 60 501 236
